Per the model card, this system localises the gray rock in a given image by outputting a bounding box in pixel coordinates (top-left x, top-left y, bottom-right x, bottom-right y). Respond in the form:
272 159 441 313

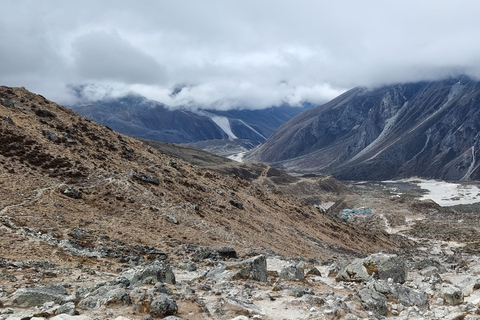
229 255 267 282
162 317 184 320
306 267 322 276
165 213 178 224
1 99 15 107
183 262 197 272
133 173 160 185
123 262 176 286
55 302 76 315
363 253 408 283
42 130 59 143
279 266 304 281
229 200 244 209
336 258 370 282
2 115 14 125
391 284 429 309
436 284 464 306
217 246 237 259
49 315 93 320
358 288 387 316
150 294 178 317
6 285 67 307
193 247 213 261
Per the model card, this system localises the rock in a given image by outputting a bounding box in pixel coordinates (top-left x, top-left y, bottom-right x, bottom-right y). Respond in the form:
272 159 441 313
150 294 178 317
123 262 176 286
436 284 464 306
2 115 14 125
6 284 67 307
61 186 82 199
162 317 184 320
363 253 408 283
113 317 131 320
458 277 480 296
420 266 440 277
49 315 93 320
133 173 160 185
183 262 197 272
193 247 213 261
55 302 76 315
336 258 370 282
358 288 387 316
229 200 244 209
35 109 56 117
279 265 304 281
229 255 267 282
306 267 322 276
1 99 15 107
414 259 447 273
390 283 429 309
105 288 131 305
42 130 60 143
165 213 178 224
217 246 237 259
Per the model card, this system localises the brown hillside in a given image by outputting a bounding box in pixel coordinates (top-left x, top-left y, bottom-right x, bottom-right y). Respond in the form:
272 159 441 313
0 86 405 273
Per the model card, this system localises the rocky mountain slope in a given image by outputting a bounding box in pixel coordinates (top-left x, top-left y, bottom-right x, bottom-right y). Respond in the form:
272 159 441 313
0 86 414 319
247 76 480 180
70 94 309 153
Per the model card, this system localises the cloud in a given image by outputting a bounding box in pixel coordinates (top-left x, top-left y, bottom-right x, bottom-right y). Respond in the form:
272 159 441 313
72 31 166 85
2 0 480 109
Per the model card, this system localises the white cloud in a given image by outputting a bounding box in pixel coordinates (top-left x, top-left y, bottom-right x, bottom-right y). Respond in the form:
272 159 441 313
2 0 480 109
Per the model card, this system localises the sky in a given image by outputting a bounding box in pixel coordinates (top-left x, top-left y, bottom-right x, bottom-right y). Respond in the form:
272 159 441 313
2 0 480 110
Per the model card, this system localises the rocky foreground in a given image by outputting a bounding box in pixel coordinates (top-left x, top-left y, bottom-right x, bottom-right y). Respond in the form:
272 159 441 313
2 241 480 320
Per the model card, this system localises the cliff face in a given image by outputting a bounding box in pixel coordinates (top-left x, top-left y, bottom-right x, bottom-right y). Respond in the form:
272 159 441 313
248 76 480 180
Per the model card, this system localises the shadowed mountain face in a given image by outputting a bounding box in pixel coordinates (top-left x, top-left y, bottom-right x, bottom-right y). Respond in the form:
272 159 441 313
70 95 310 146
248 76 480 181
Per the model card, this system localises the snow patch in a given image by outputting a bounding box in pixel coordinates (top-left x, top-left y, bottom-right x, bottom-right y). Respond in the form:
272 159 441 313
210 115 237 140
227 151 246 162
407 179 480 206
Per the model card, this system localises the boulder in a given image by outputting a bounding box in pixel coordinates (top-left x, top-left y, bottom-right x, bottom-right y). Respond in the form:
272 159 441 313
229 255 267 282
49 315 93 320
390 284 429 309
358 288 387 316
279 266 304 281
55 302 76 315
6 285 67 307
436 284 464 306
217 246 238 259
122 262 176 286
363 253 407 283
305 267 322 276
336 259 370 282
150 294 178 317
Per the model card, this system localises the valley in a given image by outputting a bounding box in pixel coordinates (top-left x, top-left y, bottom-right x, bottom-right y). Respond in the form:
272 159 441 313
2 86 480 319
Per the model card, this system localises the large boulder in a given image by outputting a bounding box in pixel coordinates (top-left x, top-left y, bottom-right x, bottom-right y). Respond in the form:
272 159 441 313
363 253 407 283
5 285 68 307
436 284 464 306
206 255 268 282
390 284 429 309
279 266 304 281
336 258 371 282
150 294 178 317
228 255 267 282
358 288 387 316
122 262 175 286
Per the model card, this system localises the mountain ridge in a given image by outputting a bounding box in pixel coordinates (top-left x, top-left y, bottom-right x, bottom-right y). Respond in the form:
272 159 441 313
247 76 480 180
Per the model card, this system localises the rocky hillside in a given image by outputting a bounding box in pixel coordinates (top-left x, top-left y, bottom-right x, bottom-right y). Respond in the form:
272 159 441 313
247 76 480 180
0 86 412 319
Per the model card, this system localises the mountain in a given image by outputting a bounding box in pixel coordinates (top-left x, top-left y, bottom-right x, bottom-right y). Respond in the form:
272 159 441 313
247 76 480 180
0 85 400 267
69 94 310 151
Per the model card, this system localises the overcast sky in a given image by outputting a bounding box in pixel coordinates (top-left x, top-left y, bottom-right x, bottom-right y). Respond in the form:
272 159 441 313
2 0 480 110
